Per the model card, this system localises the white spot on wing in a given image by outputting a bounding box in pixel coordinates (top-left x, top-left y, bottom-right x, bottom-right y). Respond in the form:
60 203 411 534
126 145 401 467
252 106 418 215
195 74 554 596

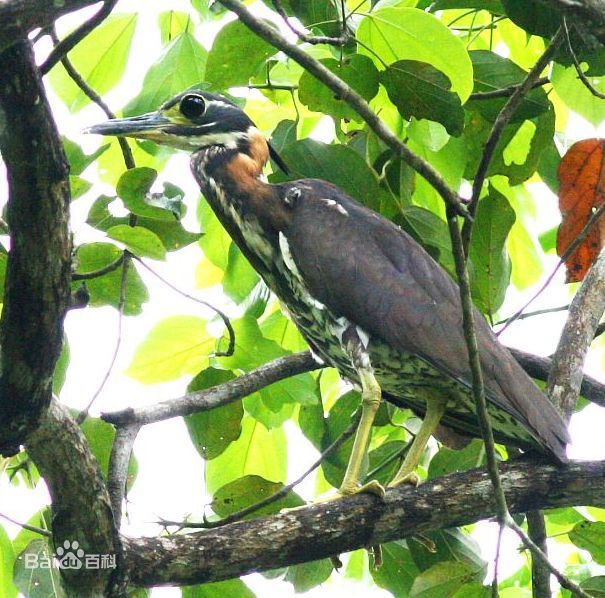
320 198 348 216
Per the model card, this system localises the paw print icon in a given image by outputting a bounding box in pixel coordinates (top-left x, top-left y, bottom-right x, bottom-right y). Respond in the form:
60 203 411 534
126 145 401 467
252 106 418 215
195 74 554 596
55 540 85 570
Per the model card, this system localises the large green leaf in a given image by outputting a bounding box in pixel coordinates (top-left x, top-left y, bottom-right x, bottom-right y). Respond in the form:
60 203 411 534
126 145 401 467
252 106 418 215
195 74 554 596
380 60 464 136
0 524 17 598
185 367 243 460
88 195 200 252
298 55 379 122
205 416 287 494
62 137 110 176
271 139 384 211
283 559 333 592
580 577 605 597
13 539 65 598
469 187 516 315
223 244 259 303
372 540 420 596
410 561 480 597
49 15 137 112
126 315 214 383
428 439 485 479
569 521 605 564
466 50 551 123
501 0 561 37
107 225 166 260
182 579 255 598
73 242 149 315
125 31 207 116
357 7 473 101
421 0 503 9
211 474 304 518
158 10 192 45
205 19 276 89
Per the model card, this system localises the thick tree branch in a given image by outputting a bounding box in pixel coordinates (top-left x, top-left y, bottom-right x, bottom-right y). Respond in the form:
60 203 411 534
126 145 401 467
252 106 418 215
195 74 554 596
218 0 468 218
0 40 72 456
26 400 120 596
547 249 605 419
0 0 99 53
122 457 605 587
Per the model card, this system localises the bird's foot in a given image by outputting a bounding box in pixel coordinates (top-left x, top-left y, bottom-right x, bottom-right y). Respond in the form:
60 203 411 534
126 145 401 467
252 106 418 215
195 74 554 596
387 471 420 488
313 479 386 504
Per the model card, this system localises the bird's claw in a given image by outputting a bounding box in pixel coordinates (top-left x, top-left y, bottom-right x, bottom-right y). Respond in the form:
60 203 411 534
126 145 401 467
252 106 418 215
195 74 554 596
388 472 420 488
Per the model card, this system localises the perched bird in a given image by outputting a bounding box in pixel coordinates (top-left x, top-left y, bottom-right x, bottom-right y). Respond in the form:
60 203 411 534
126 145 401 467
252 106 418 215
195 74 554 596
88 90 569 497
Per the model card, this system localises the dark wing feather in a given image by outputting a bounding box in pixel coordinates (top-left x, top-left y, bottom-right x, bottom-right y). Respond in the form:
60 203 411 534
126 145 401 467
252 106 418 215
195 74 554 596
283 180 569 460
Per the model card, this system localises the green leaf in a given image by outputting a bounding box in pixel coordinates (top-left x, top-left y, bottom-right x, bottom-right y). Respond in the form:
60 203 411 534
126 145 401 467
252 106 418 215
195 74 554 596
13 539 66 598
428 439 485 478
107 225 167 260
380 60 464 136
551 62 605 127
244 393 295 429
69 175 92 200
410 561 479 597
271 139 384 211
205 19 276 89
469 187 516 315
198 197 231 271
223 244 259 302
52 339 70 396
185 368 243 460
73 242 148 315
49 15 137 112
158 10 192 45
262 0 339 29
284 559 333 592
409 529 486 575
501 0 561 37
260 310 308 353
124 32 207 116
80 417 137 487
372 541 420 596
0 524 17 598
182 579 255 598
466 50 551 123
126 315 214 383
63 137 109 175
580 576 605 597
358 7 473 101
569 521 605 564
299 55 379 122
211 474 304 518
205 416 287 495
88 195 200 252
421 0 503 9
367 440 406 486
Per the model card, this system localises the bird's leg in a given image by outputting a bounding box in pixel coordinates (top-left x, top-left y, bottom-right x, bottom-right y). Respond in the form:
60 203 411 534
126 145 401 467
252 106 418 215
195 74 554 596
388 398 447 488
337 328 385 498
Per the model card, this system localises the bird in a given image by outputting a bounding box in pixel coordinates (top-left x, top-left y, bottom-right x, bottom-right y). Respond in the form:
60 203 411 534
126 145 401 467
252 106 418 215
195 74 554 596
88 90 569 497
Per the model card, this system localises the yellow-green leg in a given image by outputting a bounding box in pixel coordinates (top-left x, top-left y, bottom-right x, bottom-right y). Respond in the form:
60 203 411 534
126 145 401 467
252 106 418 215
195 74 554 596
338 366 385 498
389 398 447 488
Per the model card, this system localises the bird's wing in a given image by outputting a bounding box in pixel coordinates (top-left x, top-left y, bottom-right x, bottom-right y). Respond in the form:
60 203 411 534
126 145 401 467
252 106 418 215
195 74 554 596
283 180 568 458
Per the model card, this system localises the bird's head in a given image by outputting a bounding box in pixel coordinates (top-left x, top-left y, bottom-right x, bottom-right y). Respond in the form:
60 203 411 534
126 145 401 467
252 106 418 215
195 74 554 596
86 89 288 172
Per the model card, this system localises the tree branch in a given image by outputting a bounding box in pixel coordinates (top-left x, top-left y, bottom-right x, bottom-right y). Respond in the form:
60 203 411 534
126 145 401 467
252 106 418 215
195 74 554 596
217 0 468 219
101 351 321 426
0 40 72 456
122 457 605 587
0 0 99 53
547 249 605 419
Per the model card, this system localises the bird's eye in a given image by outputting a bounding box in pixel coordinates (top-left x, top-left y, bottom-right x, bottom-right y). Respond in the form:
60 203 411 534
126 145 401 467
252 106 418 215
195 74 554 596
180 94 206 119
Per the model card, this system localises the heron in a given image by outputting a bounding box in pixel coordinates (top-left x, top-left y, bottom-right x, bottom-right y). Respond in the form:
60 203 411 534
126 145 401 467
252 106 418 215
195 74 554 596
88 90 568 498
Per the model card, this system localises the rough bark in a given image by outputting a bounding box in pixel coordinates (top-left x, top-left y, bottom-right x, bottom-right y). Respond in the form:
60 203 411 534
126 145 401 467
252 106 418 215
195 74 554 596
0 0 99 53
0 40 72 456
122 457 605 587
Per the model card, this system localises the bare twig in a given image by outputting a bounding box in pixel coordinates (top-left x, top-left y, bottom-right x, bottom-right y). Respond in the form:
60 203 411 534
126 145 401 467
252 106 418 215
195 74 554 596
72 253 125 281
463 29 565 252
0 512 52 537
133 256 235 357
218 0 468 218
271 0 349 46
107 423 140 526
160 420 358 530
48 28 135 170
39 0 118 75
499 201 605 335
563 17 605 99
102 351 321 426
469 77 550 100
495 304 570 327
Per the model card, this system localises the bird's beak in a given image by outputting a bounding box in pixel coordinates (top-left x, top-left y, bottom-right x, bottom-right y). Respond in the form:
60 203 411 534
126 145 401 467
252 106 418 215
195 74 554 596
84 111 171 138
